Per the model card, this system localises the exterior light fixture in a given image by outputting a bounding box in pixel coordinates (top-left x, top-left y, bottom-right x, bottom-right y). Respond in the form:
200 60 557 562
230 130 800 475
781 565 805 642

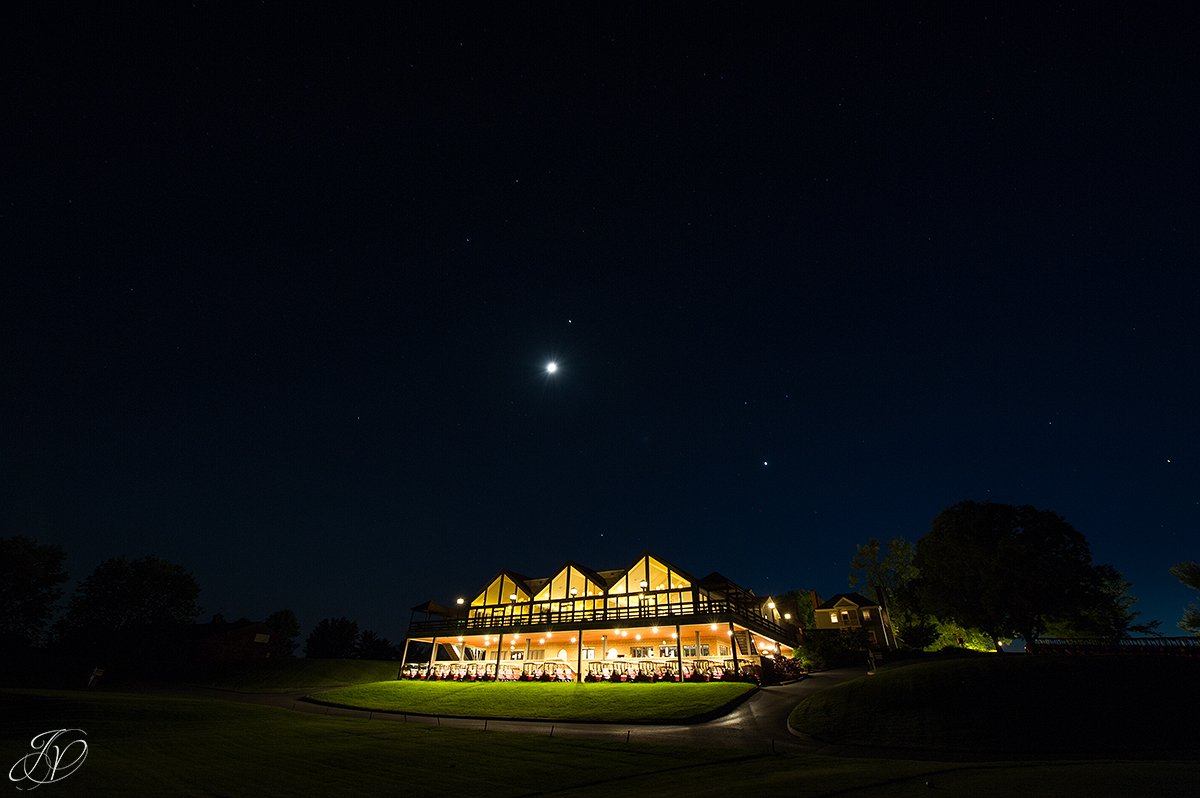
671 632 677 639
458 636 464 642
509 593 518 602
784 613 792 620
456 597 465 605
570 636 577 643
767 601 775 610
651 626 658 633
569 587 578 596
639 579 648 591
710 623 717 631
635 634 641 640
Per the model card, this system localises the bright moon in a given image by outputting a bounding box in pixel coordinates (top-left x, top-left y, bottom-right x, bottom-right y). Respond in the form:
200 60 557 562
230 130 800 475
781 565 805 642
546 362 558 374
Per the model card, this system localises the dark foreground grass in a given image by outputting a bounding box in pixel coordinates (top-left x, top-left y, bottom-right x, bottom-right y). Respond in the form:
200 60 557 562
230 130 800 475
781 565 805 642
310 680 753 721
192 657 400 692
2 689 1196 797
790 654 1200 757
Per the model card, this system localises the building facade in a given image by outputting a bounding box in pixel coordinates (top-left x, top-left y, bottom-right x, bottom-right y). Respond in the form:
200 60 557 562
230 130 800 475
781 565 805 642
812 592 896 650
402 552 800 682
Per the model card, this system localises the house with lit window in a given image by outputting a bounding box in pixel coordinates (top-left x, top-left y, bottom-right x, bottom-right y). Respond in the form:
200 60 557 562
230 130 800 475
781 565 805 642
401 552 801 683
812 592 896 650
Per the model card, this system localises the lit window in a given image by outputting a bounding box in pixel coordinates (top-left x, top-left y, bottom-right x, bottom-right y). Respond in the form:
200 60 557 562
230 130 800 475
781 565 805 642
862 609 872 620
829 612 839 623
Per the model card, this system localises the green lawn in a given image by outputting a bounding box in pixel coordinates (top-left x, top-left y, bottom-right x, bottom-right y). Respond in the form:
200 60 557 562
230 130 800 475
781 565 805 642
191 657 400 692
789 654 1200 757
3 689 1196 797
310 680 754 721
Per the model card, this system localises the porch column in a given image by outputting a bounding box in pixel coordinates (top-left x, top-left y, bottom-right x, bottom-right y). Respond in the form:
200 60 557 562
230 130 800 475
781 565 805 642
728 621 740 675
399 638 411 678
576 627 583 682
495 632 504 678
695 630 701 671
427 637 438 678
675 624 683 680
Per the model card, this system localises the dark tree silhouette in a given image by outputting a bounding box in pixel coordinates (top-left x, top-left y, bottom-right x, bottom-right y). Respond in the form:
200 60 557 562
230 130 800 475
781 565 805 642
58 555 201 671
356 629 398 660
1170 561 1200 633
914 501 1127 651
0 536 68 648
264 609 301 657
304 617 359 658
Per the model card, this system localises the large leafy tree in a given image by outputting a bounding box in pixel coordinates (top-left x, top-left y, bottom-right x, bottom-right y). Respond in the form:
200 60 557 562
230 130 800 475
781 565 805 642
0 536 69 648
914 501 1114 651
1170 561 1200 633
63 556 201 633
58 555 201 668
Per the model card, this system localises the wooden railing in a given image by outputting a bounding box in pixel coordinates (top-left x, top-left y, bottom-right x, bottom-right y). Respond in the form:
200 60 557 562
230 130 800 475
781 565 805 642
1035 636 1200 656
408 598 795 641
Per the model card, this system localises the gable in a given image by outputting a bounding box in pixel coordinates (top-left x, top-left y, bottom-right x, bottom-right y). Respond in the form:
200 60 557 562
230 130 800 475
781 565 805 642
608 553 693 594
470 571 533 606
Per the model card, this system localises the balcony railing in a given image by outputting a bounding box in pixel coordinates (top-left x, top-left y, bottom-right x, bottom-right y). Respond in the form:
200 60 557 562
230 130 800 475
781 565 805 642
408 598 797 642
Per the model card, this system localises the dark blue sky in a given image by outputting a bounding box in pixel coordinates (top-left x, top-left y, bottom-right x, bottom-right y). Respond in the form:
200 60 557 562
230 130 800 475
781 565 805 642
4 4 1197 643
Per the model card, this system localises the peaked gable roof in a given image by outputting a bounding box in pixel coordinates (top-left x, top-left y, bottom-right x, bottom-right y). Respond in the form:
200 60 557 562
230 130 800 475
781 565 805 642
816 592 879 611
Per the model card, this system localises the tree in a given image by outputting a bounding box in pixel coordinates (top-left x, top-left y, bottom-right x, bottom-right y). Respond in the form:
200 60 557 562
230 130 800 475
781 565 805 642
1170 561 1200 633
356 629 398 660
264 609 301 658
58 555 201 669
913 501 1110 651
848 536 938 648
1044 564 1160 640
63 556 201 633
0 536 68 648
777 588 817 631
305 617 359 658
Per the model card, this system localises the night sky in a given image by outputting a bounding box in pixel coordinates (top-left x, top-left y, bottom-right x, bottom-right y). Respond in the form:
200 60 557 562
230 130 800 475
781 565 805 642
5 4 1197 644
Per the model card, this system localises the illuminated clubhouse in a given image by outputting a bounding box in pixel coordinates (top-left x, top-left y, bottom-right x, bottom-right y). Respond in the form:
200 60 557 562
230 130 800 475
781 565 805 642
401 552 800 682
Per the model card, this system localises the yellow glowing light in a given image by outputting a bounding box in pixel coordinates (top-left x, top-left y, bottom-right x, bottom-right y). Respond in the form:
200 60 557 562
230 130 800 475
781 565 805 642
651 626 659 633
710 623 717 630
456 597 465 605
570 636 577 643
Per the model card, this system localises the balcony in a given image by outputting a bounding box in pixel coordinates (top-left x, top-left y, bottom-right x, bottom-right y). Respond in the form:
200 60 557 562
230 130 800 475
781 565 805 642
407 597 798 645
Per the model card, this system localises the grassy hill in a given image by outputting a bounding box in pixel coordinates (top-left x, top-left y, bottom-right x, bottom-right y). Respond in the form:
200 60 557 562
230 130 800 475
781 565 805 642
192 658 400 692
789 654 1200 758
